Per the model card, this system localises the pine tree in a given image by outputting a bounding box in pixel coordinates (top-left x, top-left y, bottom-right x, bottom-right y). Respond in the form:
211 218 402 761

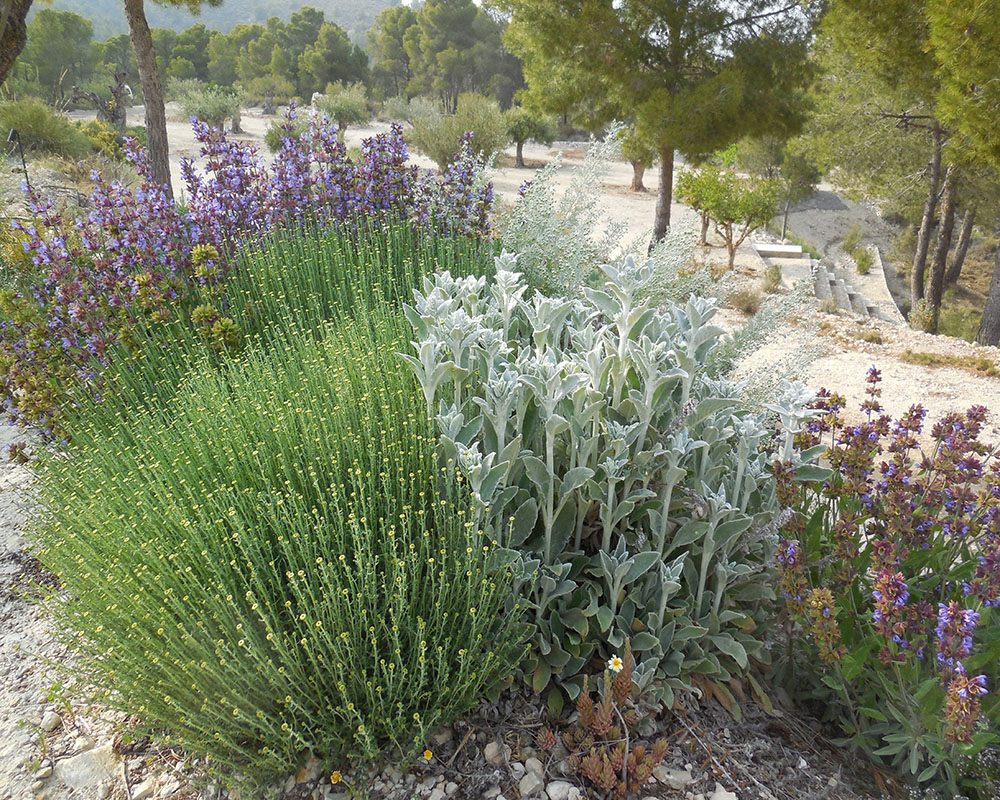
494 0 818 243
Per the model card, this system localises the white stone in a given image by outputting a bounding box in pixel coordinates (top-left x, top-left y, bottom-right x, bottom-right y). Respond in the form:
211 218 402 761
709 783 737 800
445 782 459 796
428 788 446 800
132 779 155 800
797 757 808 770
484 741 509 767
40 712 61 732
525 757 544 779
519 772 544 798
33 767 52 780
52 743 120 790
511 763 525 780
98 781 112 799
31 782 44 793
653 765 694 790
482 786 501 799
545 780 574 800
74 736 95 752
159 779 181 797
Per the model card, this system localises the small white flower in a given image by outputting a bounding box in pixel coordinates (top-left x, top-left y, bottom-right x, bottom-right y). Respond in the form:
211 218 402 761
607 655 623 673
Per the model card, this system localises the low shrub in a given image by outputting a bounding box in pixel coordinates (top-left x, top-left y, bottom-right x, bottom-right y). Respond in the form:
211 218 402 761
403 256 805 709
407 92 509 170
775 368 1000 795
819 297 840 315
0 98 90 159
34 313 523 784
728 286 762 314
855 247 873 275
494 126 627 295
762 263 782 294
314 81 370 139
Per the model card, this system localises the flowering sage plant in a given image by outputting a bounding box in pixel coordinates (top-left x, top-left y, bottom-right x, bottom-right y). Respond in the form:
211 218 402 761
775 367 1000 795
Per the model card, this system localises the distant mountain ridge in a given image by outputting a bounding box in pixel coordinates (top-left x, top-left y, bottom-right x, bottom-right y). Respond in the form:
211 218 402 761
27 0 399 40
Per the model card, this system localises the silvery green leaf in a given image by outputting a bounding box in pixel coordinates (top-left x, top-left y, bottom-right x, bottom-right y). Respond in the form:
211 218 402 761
522 455 552 495
559 467 595 498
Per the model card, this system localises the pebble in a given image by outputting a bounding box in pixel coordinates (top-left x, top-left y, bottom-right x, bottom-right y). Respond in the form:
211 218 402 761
524 757 544 779
98 782 112 799
511 762 525 780
39 711 61 732
483 741 509 767
482 787 501 799
132 780 155 800
75 736 95 752
445 782 459 796
160 779 181 796
33 767 52 780
428 788 446 800
709 784 737 800
544 780 575 800
518 772 544 798
653 765 694 790
31 782 43 793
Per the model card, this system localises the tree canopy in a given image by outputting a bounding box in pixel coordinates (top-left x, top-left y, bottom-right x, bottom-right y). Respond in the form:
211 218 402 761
494 0 819 242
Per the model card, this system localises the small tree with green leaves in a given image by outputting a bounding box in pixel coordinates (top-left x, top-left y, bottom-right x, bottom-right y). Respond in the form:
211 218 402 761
620 125 657 192
315 81 371 141
679 167 777 269
504 106 555 168
737 135 819 240
675 166 719 246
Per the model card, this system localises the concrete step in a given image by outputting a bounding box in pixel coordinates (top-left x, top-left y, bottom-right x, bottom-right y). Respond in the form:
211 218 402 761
814 265 833 302
753 242 804 258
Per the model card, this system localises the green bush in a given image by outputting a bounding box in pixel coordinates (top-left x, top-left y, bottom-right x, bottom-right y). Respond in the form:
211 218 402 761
35 313 523 783
855 247 873 274
407 92 509 169
314 81 370 139
169 78 243 128
0 98 91 159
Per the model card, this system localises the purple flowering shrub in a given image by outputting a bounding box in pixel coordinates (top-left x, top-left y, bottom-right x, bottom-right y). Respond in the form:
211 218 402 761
774 367 1000 795
0 109 492 440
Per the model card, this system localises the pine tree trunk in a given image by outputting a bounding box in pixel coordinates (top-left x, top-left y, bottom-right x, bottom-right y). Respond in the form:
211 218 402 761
781 199 791 241
125 0 172 197
698 211 710 246
651 145 674 247
515 140 525 168
978 242 1000 346
926 164 957 334
0 0 32 87
630 161 646 192
911 129 943 309
945 205 975 285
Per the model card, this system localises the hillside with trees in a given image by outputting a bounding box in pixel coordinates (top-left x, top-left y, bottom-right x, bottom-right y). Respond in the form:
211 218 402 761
27 0 394 39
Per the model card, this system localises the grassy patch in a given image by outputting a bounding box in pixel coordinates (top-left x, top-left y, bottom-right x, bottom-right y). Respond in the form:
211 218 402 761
900 349 999 378
851 327 883 344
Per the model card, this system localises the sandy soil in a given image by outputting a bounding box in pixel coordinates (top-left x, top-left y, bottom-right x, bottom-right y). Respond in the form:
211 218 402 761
0 106 997 799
